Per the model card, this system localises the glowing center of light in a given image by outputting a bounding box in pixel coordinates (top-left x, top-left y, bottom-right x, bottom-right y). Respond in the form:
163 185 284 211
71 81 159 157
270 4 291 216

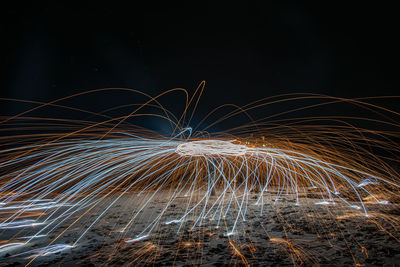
176 140 249 157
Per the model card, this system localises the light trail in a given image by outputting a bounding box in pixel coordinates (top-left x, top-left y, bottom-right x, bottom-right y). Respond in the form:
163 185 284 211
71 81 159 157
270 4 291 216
0 87 399 265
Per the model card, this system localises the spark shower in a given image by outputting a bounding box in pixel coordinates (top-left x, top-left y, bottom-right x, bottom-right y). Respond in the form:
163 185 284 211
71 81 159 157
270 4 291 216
1 82 400 265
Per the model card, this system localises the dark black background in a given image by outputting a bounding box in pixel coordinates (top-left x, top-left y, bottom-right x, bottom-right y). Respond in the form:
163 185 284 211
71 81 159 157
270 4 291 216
2 2 399 133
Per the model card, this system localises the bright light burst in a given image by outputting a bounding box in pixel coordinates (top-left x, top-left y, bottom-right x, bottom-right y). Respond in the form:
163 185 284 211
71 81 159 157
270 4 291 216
176 139 249 156
0 83 400 265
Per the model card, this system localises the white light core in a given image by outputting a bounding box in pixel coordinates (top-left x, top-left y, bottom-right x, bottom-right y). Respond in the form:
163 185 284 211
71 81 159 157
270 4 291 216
176 140 249 157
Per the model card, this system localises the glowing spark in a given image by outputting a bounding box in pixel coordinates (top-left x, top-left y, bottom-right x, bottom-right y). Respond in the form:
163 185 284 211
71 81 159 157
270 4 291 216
357 178 378 187
17 244 74 258
0 220 44 229
165 219 181 225
224 232 235 237
0 243 25 253
176 140 249 157
125 235 149 243
315 201 333 205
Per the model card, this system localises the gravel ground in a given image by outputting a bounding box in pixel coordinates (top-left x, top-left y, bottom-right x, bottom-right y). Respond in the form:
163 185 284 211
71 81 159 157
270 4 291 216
1 192 400 266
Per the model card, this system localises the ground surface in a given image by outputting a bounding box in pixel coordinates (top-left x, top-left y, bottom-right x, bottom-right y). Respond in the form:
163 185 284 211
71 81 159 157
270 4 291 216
1 192 400 266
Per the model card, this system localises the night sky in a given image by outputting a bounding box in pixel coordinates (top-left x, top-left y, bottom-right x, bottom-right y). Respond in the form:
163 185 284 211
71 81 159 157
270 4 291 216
2 2 399 133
